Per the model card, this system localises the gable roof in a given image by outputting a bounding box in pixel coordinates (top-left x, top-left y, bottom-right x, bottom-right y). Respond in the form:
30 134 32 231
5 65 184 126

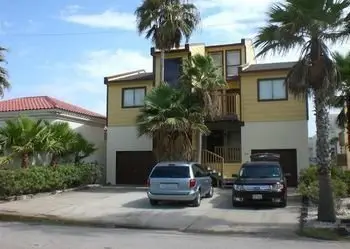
0 96 106 119
106 72 153 83
242 62 296 73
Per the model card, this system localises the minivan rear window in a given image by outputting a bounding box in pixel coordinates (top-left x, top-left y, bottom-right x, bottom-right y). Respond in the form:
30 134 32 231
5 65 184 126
150 166 190 178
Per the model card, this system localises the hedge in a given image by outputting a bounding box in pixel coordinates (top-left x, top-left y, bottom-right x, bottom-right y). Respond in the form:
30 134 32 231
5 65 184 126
0 164 102 198
297 165 350 203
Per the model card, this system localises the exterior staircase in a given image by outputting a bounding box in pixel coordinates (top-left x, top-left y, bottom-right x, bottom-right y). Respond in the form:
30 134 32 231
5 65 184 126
193 149 232 188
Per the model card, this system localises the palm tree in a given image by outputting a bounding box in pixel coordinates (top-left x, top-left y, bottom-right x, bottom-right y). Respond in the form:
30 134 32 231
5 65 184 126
0 116 47 168
136 83 209 161
43 122 76 167
330 52 350 149
0 46 10 98
135 0 200 82
70 133 96 164
253 0 350 222
181 54 227 162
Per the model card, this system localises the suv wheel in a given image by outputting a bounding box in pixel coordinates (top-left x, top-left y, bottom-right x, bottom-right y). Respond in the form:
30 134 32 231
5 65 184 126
279 198 287 208
192 192 201 207
149 199 158 206
205 186 214 198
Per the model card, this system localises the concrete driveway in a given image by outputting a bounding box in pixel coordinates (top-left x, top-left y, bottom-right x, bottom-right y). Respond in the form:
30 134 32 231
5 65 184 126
0 187 300 237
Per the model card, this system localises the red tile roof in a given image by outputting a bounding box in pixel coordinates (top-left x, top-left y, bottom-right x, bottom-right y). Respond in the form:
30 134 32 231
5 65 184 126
0 96 106 119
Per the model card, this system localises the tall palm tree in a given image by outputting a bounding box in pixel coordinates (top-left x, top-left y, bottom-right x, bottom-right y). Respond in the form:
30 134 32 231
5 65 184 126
136 83 209 161
253 0 350 222
330 52 350 148
0 116 47 168
135 0 200 82
0 47 10 98
181 54 227 162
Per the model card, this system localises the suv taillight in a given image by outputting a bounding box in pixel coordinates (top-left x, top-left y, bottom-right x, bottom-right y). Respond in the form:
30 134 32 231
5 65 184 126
189 179 196 188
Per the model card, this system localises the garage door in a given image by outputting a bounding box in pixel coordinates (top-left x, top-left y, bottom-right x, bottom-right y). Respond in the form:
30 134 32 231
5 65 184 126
115 151 157 185
251 149 298 187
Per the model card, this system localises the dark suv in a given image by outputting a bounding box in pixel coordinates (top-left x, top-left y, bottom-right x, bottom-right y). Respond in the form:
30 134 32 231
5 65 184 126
231 153 288 207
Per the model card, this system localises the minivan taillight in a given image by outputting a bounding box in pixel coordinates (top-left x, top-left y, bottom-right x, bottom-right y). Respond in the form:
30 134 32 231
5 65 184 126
146 178 150 187
189 179 196 188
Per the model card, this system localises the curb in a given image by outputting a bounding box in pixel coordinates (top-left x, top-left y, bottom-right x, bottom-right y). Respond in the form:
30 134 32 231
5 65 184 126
0 184 101 202
0 212 300 239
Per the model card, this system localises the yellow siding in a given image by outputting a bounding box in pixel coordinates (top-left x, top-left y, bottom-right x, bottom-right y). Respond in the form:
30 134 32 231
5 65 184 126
189 43 205 56
240 71 307 122
107 80 153 126
223 163 241 178
243 39 256 65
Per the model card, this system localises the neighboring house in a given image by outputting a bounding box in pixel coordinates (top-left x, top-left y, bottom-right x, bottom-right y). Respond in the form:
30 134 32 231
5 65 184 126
104 39 309 187
308 114 347 166
0 96 106 166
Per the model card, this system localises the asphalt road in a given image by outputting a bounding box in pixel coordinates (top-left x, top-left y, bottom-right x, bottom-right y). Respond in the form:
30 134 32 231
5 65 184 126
0 222 348 249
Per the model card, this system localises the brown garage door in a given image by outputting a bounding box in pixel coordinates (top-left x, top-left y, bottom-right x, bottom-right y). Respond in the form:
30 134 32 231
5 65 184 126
251 149 298 187
115 151 157 185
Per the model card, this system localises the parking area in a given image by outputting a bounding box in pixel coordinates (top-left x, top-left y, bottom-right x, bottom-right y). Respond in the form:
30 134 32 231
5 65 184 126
0 186 301 236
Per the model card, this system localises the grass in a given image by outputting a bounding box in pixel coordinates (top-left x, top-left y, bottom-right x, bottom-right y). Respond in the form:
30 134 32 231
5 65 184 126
297 227 349 241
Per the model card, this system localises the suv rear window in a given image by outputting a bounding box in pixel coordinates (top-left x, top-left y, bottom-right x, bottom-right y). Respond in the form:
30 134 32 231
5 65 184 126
150 166 190 178
239 164 281 178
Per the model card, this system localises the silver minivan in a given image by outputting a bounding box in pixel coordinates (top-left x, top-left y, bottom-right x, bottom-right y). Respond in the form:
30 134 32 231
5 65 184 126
146 161 214 207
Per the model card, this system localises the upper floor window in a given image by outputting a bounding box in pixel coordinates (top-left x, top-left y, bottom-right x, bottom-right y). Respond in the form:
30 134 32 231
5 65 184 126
208 52 223 76
164 58 182 87
258 78 287 101
122 87 146 108
226 50 240 78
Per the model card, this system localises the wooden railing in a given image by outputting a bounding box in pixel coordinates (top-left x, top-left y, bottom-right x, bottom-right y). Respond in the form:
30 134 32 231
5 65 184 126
214 146 241 162
215 92 240 119
194 149 224 176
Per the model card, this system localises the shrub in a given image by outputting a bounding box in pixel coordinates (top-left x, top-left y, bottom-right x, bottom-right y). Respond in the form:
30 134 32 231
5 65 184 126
297 165 349 203
0 164 102 198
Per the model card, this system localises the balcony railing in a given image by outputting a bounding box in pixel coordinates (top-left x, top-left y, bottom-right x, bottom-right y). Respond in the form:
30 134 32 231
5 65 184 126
214 146 241 162
212 92 240 120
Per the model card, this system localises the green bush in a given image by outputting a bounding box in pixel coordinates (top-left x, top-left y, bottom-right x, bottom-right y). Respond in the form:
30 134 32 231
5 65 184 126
297 165 350 202
0 164 102 198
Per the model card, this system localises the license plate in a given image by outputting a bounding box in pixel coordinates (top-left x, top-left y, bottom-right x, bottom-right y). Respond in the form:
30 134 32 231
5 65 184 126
160 184 178 189
252 194 263 200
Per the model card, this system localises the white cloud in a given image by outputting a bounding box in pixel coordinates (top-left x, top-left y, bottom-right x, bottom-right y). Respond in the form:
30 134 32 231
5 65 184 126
74 49 152 78
6 49 151 115
61 9 135 30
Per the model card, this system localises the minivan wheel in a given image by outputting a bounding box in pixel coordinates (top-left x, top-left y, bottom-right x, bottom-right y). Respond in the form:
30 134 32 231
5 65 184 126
192 192 201 207
149 199 158 206
205 186 214 198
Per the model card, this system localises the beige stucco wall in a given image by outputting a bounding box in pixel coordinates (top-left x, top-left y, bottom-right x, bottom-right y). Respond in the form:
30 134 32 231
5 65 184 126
241 120 309 174
106 126 152 184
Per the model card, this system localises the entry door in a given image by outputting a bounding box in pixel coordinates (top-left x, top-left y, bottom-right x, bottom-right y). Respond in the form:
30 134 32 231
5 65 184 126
251 149 298 187
206 130 224 152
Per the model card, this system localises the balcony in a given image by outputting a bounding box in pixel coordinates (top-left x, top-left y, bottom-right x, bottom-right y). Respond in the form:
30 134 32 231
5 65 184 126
211 92 241 121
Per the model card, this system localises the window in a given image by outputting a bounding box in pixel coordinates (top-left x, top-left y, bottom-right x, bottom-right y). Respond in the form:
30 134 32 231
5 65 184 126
226 50 240 78
239 164 281 178
208 52 223 76
150 166 190 178
122 87 146 108
192 164 207 177
258 78 287 101
164 58 182 87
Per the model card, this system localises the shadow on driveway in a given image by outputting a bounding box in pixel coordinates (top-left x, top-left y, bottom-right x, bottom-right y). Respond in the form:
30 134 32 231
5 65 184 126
121 197 189 209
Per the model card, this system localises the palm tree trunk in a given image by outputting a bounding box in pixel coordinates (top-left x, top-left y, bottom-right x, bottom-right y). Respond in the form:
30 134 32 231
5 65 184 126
160 49 165 82
196 131 202 163
50 154 59 167
21 152 29 168
314 90 336 222
346 95 350 152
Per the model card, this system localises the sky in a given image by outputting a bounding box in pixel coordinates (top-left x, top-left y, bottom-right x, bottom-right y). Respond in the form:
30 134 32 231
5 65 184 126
0 0 347 137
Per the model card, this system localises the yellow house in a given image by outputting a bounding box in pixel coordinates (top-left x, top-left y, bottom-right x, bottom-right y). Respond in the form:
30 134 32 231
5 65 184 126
104 39 309 187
